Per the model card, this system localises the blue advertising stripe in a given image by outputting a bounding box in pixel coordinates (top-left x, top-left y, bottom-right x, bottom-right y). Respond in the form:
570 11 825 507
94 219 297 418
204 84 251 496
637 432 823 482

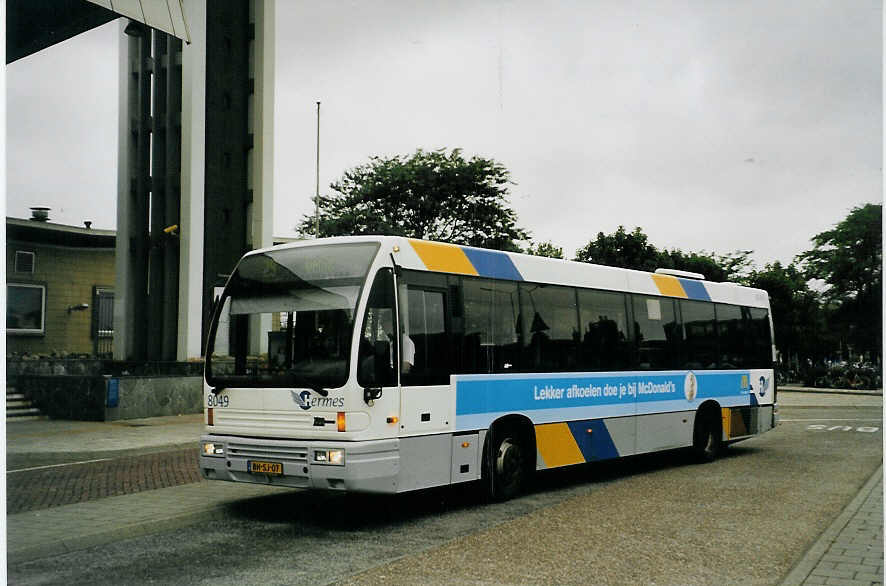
455 371 751 417
567 419 620 461
461 247 524 281
452 395 752 432
678 278 711 301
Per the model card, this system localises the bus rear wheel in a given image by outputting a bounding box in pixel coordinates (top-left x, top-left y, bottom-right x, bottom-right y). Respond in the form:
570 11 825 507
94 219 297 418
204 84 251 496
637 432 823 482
484 429 530 501
693 410 722 462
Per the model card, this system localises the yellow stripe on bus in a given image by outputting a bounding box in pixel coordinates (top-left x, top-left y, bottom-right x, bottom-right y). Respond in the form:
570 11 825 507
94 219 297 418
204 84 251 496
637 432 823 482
409 240 479 276
651 274 688 298
535 423 585 468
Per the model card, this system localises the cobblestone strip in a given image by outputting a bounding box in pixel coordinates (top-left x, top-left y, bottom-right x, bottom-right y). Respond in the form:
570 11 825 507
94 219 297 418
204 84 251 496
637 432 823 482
782 465 884 586
7 447 202 514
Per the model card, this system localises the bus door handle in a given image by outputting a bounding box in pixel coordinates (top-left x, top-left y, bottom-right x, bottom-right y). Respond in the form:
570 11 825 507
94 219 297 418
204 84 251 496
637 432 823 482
364 387 383 403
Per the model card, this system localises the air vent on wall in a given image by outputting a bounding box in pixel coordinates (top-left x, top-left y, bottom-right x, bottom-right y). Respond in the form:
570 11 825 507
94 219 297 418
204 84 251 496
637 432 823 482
14 251 36 274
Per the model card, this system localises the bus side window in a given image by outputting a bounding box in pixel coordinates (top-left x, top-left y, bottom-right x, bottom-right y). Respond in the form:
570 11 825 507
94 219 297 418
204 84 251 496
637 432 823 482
577 288 631 371
519 283 577 372
715 303 745 368
748 307 773 367
461 277 494 374
680 300 718 369
632 295 681 370
402 287 449 385
357 269 397 388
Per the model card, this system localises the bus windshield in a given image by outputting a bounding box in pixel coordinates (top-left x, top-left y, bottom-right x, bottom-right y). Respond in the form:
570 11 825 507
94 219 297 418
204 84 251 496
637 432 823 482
206 242 380 390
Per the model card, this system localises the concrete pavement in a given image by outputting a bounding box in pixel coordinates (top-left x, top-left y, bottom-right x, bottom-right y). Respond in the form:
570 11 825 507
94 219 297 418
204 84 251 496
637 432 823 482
6 390 884 583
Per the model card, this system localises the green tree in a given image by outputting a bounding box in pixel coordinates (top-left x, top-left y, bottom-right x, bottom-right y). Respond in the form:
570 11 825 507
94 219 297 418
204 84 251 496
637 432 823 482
573 226 733 281
658 249 730 282
525 240 564 259
573 226 660 271
798 203 882 361
296 148 529 251
746 262 830 368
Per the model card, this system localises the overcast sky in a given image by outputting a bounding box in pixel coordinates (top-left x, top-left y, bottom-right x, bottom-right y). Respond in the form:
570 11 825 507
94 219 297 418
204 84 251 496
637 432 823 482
6 0 882 266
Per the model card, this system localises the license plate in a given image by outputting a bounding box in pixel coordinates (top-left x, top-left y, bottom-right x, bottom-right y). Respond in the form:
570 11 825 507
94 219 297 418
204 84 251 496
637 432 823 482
248 460 283 476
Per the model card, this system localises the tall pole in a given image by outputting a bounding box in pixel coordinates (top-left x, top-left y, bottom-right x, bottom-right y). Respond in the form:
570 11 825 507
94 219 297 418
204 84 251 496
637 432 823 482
314 101 321 237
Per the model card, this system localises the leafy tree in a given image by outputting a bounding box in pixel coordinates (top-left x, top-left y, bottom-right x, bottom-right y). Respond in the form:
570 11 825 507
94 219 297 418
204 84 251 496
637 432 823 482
746 262 831 368
573 226 733 281
525 240 564 259
658 249 729 282
573 226 660 271
296 148 529 251
798 203 882 361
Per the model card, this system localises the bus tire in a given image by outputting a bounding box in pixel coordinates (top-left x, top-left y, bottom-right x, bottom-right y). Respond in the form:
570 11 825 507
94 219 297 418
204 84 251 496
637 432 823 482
483 425 532 501
693 408 722 462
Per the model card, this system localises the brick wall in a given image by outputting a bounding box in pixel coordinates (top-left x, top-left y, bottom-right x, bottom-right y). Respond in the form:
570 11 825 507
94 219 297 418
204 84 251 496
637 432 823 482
7 241 115 356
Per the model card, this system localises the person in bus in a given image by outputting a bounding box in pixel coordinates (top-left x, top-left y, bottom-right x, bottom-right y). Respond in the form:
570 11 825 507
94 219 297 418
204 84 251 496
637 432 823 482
380 310 415 373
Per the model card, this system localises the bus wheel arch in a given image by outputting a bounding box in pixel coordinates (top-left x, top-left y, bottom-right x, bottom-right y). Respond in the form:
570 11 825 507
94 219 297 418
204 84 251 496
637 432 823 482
693 400 722 462
482 415 536 501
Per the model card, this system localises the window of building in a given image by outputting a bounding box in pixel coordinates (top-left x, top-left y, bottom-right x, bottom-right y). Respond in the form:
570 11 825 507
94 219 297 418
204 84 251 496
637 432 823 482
92 287 115 357
7 283 46 335
14 251 35 274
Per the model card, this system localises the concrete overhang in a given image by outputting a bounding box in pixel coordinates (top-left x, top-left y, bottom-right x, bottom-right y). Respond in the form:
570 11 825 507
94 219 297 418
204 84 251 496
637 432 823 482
84 0 190 43
7 0 190 64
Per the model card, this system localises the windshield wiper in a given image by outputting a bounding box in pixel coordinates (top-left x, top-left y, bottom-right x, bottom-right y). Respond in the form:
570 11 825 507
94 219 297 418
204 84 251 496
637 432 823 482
285 373 329 396
307 385 329 397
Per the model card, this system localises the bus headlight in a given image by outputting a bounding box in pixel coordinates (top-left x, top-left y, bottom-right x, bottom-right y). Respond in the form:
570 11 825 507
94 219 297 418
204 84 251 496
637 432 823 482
202 442 225 457
314 449 344 465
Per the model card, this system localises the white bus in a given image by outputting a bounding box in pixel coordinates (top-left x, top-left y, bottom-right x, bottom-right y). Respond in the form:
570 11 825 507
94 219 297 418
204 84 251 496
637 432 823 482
200 236 777 499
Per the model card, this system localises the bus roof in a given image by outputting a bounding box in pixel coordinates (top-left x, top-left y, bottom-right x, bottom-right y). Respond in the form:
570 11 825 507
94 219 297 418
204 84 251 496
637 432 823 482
255 236 771 309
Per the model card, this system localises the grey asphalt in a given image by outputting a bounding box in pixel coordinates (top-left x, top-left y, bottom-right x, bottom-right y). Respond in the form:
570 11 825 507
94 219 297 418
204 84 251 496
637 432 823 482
6 390 883 584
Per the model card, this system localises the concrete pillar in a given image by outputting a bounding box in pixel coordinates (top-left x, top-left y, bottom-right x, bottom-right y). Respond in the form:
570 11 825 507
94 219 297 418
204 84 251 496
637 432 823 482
250 0 274 253
178 0 207 361
114 20 152 360
248 0 276 356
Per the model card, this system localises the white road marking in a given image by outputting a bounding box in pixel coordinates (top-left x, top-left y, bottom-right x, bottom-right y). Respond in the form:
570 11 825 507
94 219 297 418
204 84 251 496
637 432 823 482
7 458 113 474
780 418 882 422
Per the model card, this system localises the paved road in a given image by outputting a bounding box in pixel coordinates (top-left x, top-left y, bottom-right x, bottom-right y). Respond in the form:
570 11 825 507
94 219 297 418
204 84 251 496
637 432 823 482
8 392 882 585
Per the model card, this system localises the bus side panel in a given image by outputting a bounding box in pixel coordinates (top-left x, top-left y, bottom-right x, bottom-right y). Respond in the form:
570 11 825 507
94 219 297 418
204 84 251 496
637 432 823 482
534 417 635 469
397 433 452 492
635 410 696 454
399 384 455 436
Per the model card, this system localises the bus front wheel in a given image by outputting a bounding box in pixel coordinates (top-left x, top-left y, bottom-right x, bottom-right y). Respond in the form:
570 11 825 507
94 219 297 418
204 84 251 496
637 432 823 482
484 428 530 501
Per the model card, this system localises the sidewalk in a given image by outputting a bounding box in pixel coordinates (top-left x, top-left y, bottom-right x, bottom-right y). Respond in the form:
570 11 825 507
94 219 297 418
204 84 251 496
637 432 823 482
780 385 883 397
781 465 884 586
6 413 295 564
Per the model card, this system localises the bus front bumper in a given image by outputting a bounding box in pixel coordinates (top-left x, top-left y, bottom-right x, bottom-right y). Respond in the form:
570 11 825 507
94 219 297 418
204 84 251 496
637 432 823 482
199 434 400 493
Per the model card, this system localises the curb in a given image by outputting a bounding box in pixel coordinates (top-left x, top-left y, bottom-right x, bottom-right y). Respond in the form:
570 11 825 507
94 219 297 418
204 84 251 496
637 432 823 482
779 464 884 585
7 441 199 467
779 386 883 397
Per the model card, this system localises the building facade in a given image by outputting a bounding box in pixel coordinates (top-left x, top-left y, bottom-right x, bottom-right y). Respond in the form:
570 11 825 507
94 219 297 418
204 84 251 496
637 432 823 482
6 216 116 357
